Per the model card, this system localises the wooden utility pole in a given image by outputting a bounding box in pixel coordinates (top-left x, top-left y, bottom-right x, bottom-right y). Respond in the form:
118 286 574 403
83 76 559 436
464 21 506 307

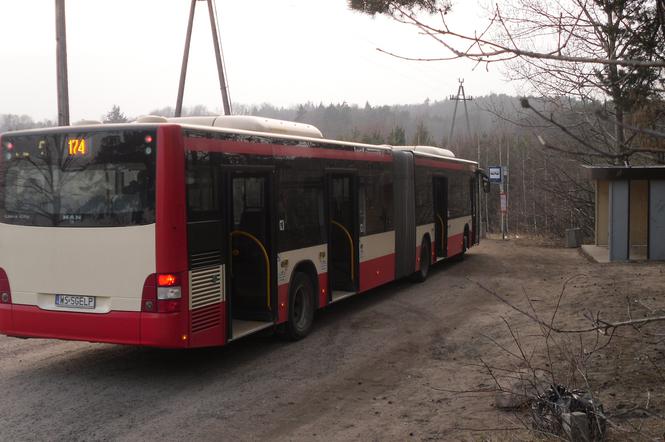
55 0 70 126
176 0 231 117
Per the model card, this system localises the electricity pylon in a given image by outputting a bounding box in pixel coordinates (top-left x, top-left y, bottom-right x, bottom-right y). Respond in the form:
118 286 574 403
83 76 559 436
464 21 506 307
447 78 473 146
176 0 232 117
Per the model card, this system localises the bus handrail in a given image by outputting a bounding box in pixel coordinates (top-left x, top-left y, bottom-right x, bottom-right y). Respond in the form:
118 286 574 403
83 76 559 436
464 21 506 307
330 220 354 281
230 230 271 311
436 214 445 254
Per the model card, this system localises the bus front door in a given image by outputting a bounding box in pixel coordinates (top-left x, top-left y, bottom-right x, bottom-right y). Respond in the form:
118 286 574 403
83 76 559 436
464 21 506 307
228 173 274 327
433 176 448 259
327 173 358 298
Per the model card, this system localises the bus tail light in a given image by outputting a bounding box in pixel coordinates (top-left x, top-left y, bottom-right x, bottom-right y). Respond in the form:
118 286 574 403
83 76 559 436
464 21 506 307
157 273 181 313
158 273 183 313
157 273 178 286
141 273 184 313
0 267 11 304
157 273 181 301
157 286 182 300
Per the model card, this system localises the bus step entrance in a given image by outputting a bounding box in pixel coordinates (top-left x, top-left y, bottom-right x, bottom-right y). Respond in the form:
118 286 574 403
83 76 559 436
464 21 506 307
230 319 274 341
331 290 356 303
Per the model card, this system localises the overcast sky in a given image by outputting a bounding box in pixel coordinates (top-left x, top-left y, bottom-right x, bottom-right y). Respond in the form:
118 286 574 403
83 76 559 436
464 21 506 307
0 0 514 122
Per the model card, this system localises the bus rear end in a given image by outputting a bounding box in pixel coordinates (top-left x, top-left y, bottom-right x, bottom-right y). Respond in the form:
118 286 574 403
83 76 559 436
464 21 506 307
0 125 190 348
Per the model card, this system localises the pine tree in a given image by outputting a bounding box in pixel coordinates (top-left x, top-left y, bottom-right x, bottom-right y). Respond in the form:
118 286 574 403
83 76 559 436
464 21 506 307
412 121 432 145
103 105 128 123
387 125 406 145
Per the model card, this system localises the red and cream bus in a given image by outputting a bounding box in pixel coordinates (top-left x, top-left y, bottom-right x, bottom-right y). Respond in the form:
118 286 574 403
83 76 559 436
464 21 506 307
0 116 482 348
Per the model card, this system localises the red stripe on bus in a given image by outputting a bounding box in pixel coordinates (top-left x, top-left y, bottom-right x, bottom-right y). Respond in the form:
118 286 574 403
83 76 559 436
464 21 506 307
359 254 396 292
185 137 393 163
415 158 472 171
318 273 329 307
447 232 465 257
188 302 226 347
0 304 11 331
156 125 188 274
1 305 191 348
6 305 142 345
278 284 289 324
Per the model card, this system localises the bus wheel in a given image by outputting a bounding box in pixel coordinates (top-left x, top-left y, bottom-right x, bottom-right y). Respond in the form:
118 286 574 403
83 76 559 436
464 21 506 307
411 240 431 283
280 272 315 341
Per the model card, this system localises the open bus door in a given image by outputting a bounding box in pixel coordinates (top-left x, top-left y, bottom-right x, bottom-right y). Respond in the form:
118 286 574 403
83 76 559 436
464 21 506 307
227 170 276 339
433 176 448 258
326 173 359 301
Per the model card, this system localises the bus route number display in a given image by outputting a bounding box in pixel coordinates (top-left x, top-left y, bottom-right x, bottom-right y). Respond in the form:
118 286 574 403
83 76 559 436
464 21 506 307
67 138 87 156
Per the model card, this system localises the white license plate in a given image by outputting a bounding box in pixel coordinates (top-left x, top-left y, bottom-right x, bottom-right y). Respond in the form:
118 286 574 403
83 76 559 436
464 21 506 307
55 294 96 309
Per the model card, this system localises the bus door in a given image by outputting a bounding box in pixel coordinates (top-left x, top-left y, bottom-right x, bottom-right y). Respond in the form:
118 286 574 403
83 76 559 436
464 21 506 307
326 173 359 297
433 176 448 258
228 172 275 325
471 175 478 245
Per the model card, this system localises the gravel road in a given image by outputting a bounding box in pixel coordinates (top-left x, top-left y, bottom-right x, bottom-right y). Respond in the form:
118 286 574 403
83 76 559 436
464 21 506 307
0 241 586 441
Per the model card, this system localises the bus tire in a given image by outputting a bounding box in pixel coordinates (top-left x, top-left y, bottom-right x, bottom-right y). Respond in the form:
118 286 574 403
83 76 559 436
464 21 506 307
279 272 315 341
411 239 431 283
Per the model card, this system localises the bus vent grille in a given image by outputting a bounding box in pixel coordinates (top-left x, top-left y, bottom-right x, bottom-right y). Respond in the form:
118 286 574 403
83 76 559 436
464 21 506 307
190 250 222 269
189 264 224 311
191 303 221 333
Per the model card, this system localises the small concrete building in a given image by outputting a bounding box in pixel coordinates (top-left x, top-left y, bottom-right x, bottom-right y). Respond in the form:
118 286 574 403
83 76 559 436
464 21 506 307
586 166 665 262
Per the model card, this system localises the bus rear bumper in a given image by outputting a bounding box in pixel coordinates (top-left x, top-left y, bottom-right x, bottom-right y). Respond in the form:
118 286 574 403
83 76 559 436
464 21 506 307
0 304 189 348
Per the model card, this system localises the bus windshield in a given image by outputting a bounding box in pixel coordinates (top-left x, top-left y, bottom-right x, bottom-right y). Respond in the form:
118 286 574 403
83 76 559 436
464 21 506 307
0 130 156 227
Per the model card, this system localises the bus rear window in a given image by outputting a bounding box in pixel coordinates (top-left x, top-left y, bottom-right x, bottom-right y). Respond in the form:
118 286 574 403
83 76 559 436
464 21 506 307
0 130 156 227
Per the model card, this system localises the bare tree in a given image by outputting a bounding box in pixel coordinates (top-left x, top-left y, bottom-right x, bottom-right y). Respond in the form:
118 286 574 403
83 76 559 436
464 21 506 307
350 0 665 164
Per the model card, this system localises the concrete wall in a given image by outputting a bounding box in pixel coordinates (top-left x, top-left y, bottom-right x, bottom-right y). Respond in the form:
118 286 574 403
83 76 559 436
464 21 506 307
596 180 609 246
629 180 649 246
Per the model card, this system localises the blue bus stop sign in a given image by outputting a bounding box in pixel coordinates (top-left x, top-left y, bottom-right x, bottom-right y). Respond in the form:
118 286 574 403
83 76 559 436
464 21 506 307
488 166 502 183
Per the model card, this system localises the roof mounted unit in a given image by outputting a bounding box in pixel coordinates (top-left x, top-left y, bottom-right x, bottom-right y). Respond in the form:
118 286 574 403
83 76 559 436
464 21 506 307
71 119 103 126
393 145 456 158
134 115 169 123
168 115 324 139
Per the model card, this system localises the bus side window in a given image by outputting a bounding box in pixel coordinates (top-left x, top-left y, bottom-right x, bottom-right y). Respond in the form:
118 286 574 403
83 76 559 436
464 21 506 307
186 151 220 222
278 167 325 250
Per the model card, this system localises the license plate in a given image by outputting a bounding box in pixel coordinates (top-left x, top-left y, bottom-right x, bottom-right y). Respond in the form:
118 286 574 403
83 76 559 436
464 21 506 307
55 294 96 309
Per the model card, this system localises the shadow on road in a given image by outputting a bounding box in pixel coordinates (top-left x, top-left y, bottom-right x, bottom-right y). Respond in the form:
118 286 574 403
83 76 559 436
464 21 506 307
9 252 478 387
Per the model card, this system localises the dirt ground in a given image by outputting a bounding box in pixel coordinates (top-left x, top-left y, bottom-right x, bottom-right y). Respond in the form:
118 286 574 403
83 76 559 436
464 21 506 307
0 239 663 441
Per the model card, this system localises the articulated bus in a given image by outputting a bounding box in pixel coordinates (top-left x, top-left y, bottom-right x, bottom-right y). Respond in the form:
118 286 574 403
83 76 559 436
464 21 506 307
0 116 482 348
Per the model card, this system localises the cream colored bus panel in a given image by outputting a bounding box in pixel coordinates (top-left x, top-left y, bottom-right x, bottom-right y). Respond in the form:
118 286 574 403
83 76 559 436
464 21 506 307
0 224 155 313
359 231 395 262
448 216 472 236
277 243 327 286
416 224 435 246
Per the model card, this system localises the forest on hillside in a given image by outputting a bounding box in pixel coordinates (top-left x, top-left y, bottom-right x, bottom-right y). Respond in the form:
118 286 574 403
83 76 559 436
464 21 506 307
4 0 664 243
2 94 640 240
